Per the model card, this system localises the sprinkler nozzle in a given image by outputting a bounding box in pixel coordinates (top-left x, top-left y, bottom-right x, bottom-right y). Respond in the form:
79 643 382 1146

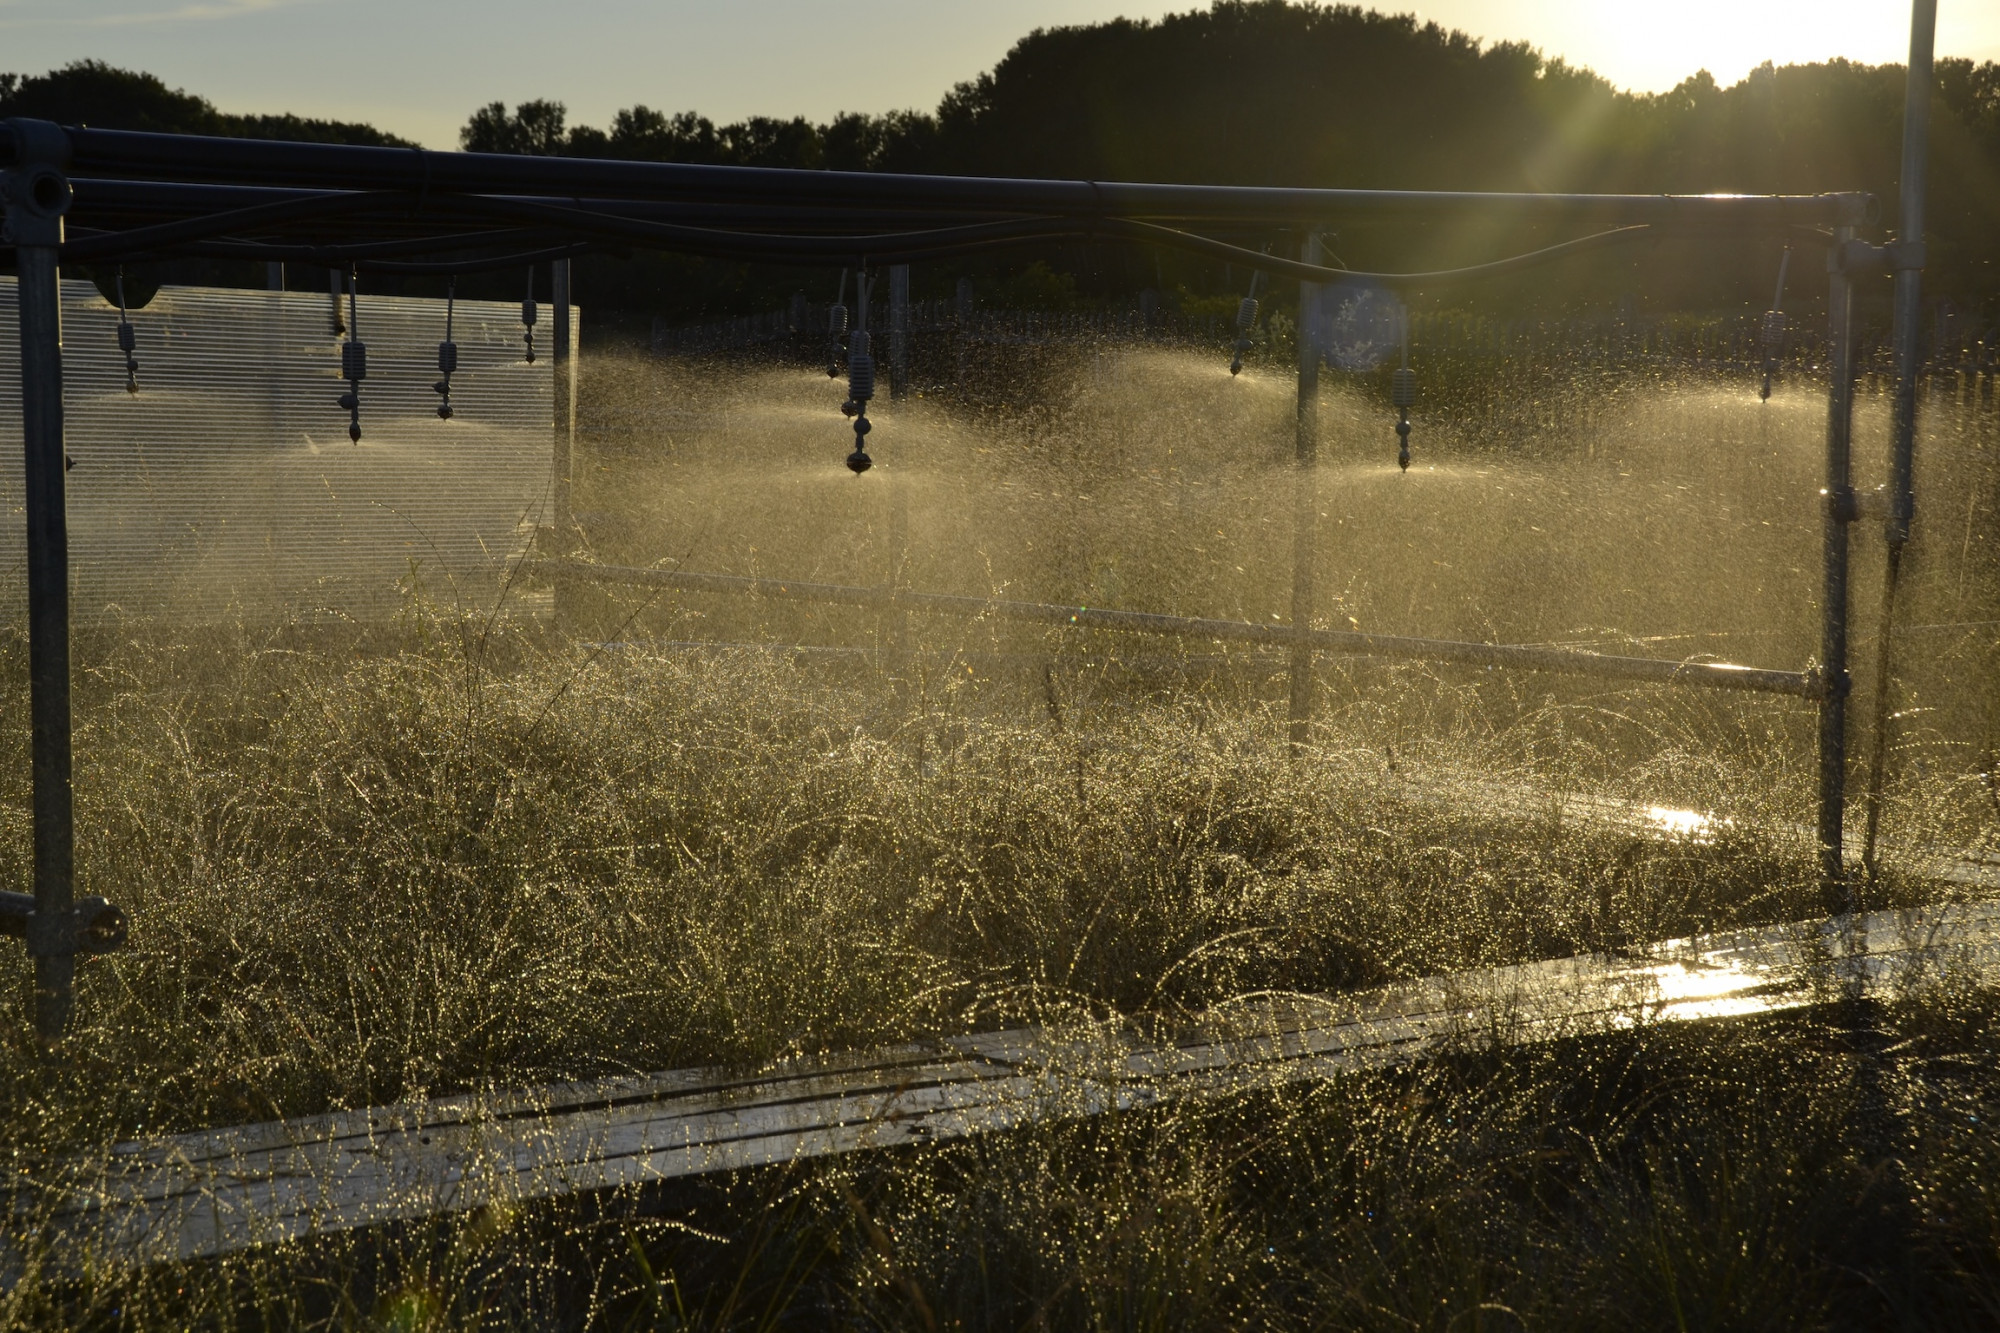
1230 295 1259 375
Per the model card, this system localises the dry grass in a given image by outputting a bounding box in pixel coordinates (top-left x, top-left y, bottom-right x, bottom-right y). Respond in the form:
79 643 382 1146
0 342 1991 1327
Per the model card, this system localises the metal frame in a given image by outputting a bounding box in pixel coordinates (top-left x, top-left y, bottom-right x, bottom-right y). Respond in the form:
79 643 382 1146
0 8 1936 1034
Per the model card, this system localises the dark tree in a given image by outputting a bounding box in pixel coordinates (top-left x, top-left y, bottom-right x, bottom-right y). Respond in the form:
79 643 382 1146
0 59 408 145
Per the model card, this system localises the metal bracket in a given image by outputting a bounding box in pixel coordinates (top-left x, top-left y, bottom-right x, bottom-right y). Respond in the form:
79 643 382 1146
1 891 129 956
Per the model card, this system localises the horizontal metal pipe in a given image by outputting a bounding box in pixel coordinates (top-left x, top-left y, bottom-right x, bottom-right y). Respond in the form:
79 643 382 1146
531 560 1824 698
66 179 1034 234
57 198 1671 286
9 122 1873 228
59 182 1853 264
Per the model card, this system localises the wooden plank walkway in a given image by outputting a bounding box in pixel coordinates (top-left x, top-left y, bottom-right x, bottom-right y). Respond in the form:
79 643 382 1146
16 894 2000 1271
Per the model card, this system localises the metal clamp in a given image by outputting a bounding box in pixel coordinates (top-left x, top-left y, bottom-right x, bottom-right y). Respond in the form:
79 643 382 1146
0 891 129 956
1830 239 1926 275
1807 663 1851 702
1824 485 1912 533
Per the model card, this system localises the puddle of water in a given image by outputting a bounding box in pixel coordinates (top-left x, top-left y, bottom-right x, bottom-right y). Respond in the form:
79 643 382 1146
1644 805 1721 840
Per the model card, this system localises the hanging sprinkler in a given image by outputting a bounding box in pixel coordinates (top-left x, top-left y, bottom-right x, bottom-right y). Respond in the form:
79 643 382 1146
335 266 366 443
522 268 538 364
434 277 459 420
827 269 850 378
1391 304 1415 470
113 267 139 395
1229 270 1264 376
1759 245 1792 401
843 270 875 472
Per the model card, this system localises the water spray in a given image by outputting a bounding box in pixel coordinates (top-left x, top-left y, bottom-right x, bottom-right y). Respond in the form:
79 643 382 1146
1392 305 1415 470
1759 245 1792 401
433 276 458 420
335 265 365 442
328 268 345 336
827 269 850 378
522 268 538 364
1230 269 1264 375
843 269 875 473
113 267 139 395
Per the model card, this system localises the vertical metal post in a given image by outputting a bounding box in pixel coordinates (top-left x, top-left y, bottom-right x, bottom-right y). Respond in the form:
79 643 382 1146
886 478 911 673
954 276 972 396
1861 0 1936 882
1289 231 1323 752
1886 0 1936 550
1818 224 1859 913
551 258 575 541
886 264 912 663
888 264 910 401
3 124 78 1038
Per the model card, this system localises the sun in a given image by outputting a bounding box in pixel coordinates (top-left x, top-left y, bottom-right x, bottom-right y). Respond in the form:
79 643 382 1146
1408 0 1991 93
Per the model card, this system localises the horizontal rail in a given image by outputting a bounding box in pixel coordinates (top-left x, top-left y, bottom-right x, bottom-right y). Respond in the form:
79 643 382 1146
530 560 1825 698
7 122 1873 229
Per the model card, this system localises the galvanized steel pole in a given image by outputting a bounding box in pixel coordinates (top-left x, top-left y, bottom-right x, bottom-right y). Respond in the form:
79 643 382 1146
551 258 575 541
886 266 912 668
1818 225 1859 913
1886 0 1936 551
1289 231 1323 752
888 264 910 400
3 128 78 1037
1861 0 1936 882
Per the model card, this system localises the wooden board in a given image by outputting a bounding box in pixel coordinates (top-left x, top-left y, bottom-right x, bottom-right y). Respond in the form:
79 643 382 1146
15 896 2000 1272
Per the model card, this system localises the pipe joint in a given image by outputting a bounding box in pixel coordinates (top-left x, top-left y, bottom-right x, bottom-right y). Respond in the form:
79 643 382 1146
9 894 129 957
0 120 73 247
0 173 71 249
1823 485 1859 523
0 118 72 174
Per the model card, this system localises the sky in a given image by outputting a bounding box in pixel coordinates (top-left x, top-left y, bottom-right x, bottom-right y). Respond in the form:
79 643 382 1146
0 0 1996 150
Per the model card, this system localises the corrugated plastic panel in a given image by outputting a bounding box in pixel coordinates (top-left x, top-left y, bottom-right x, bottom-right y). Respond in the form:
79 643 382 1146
0 279 560 623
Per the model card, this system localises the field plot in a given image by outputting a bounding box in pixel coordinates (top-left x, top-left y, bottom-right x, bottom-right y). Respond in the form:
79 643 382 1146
1 332 1997 1328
